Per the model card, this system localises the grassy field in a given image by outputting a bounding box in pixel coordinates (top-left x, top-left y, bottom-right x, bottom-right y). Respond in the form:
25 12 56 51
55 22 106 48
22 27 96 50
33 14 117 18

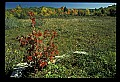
5 16 116 78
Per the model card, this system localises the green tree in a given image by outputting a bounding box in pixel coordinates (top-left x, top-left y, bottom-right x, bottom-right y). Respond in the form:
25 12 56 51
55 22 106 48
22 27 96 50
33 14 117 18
78 10 80 16
5 11 11 18
20 10 29 19
78 10 84 16
109 8 116 16
64 6 68 12
16 4 22 10
79 10 84 16
101 7 105 14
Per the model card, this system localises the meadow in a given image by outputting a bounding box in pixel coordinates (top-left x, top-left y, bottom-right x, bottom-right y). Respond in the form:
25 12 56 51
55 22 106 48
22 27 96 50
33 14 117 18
5 16 116 78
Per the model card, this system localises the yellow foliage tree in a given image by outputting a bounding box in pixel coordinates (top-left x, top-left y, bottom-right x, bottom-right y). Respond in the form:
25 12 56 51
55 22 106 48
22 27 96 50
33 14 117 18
85 8 90 16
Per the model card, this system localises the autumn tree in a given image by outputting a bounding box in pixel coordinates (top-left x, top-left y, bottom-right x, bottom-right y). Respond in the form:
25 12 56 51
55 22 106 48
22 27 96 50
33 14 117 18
70 9 78 16
67 9 71 15
78 10 84 16
40 7 48 16
85 8 90 16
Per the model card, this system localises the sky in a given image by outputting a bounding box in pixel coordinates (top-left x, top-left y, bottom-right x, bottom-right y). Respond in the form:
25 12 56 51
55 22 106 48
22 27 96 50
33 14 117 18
5 2 116 9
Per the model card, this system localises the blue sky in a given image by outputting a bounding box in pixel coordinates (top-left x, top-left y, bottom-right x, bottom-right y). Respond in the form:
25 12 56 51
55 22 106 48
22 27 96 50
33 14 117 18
5 2 116 9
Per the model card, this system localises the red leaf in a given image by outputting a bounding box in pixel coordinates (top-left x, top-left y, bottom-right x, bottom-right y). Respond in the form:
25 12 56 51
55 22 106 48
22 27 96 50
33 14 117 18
37 39 42 44
35 34 39 38
55 50 59 54
52 31 57 36
28 11 34 16
32 21 36 25
51 42 55 47
40 52 42 56
44 47 47 51
44 30 48 35
53 31 57 35
51 35 54 40
34 38 37 43
27 56 32 61
43 30 51 38
33 53 37 56
38 60 42 64
31 18 35 21
51 51 55 55
44 52 48 57
39 61 47 68
37 31 42 36
26 37 31 41
50 56 53 60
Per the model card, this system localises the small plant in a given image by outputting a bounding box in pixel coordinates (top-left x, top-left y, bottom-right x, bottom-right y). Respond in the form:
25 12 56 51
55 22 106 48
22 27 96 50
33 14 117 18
17 11 59 72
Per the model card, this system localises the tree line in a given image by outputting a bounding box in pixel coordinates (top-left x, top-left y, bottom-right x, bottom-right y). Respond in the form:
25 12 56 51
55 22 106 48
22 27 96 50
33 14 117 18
5 4 116 19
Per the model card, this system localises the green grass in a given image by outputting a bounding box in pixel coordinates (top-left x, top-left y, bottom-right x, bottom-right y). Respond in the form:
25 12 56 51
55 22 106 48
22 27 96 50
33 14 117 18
5 16 116 78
